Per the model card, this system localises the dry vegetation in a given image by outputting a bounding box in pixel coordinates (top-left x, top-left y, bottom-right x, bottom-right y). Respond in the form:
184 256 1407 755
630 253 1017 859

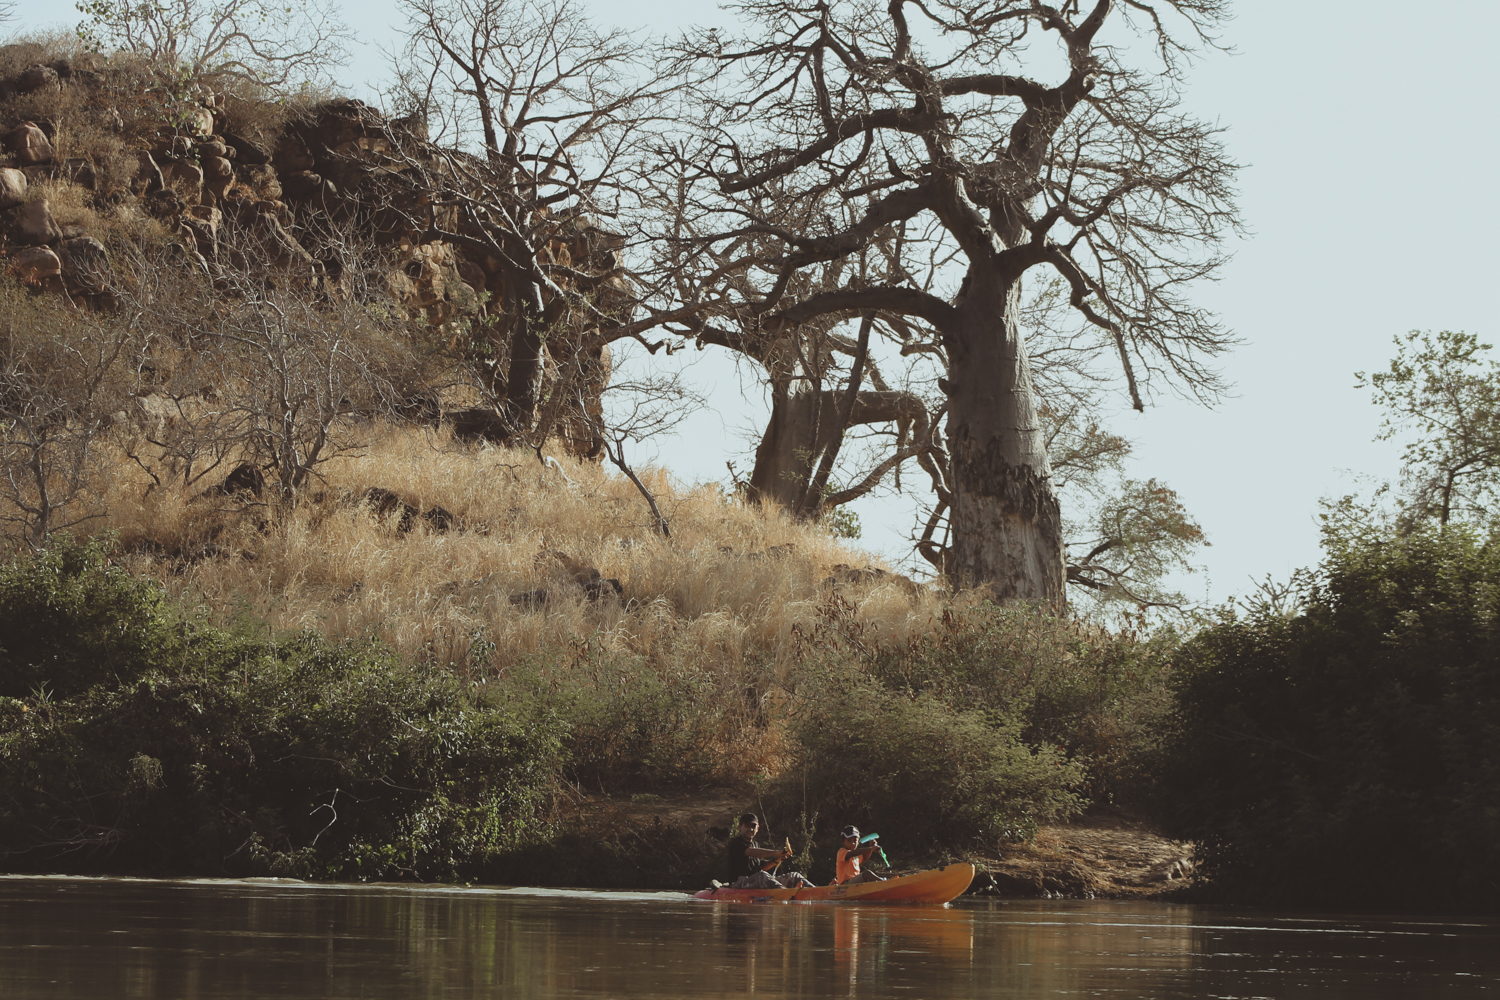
100 422 938 676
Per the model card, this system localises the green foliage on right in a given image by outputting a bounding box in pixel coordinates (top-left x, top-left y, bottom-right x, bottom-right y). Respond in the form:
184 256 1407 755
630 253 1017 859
1358 330 1500 527
1150 521 1500 910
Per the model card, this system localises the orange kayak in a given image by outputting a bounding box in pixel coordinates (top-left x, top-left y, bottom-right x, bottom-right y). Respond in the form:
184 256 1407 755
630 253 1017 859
691 863 975 904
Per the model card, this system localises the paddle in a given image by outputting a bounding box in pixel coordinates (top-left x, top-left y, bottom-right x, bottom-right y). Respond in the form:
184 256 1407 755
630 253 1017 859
761 836 793 874
859 832 891 868
774 837 792 873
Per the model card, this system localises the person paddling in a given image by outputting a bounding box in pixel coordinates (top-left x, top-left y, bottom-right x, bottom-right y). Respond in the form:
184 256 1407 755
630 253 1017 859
833 825 886 885
715 813 814 889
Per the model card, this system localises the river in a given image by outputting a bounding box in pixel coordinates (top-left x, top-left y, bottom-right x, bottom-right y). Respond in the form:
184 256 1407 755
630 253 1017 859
2 876 1497 998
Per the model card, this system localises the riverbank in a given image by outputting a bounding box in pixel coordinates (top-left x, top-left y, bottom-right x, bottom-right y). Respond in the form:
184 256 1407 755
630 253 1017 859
506 791 1194 899
1 515 1173 886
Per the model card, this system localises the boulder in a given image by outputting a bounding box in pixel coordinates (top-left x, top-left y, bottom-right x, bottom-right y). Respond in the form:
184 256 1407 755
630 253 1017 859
15 64 59 94
202 156 236 201
254 212 316 269
4 122 54 166
820 563 922 597
358 488 421 532
201 155 235 181
163 135 194 158
133 151 165 195
448 407 510 445
239 163 281 201
58 236 110 294
144 188 185 220
180 205 222 257
163 159 204 203
193 463 265 501
272 133 315 173
13 246 62 285
63 158 97 191
539 550 624 602
185 106 215 137
253 198 292 225
14 199 62 246
0 167 25 210
223 131 272 166
280 170 335 204
195 140 230 159
509 589 551 608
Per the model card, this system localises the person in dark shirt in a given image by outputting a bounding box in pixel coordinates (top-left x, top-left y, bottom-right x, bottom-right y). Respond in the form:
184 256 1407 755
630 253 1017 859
716 813 813 889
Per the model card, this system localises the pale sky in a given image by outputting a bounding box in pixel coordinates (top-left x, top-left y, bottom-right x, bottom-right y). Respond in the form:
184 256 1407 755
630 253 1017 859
14 1 1500 604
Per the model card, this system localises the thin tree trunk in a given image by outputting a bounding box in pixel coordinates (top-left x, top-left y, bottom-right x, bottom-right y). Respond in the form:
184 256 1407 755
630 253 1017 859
944 271 1065 608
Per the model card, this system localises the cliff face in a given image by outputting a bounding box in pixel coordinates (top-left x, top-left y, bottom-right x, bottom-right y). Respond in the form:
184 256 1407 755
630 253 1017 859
0 45 620 458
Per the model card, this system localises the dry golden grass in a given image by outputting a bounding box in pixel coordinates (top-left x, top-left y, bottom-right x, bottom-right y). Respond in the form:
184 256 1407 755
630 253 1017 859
92 422 947 684
25 178 97 230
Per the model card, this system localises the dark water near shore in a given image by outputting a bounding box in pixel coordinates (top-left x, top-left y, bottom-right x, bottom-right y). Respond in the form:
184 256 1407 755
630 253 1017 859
1 876 1497 998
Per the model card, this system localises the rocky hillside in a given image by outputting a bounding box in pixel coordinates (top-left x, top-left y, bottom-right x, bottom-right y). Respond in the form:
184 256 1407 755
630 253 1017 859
0 41 619 457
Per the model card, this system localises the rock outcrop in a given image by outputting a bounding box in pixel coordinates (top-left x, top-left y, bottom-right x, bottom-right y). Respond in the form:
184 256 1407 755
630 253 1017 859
0 58 628 458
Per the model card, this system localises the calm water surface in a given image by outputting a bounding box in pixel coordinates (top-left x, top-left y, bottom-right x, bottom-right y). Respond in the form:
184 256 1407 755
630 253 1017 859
1 876 1497 998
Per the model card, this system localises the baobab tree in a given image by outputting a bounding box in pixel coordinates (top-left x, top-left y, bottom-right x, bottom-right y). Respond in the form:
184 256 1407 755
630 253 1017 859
641 169 944 519
666 0 1240 606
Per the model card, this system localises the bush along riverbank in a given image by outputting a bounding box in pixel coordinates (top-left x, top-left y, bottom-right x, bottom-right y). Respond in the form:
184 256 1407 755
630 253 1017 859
0 538 1177 887
1150 517 1500 913
0 539 562 880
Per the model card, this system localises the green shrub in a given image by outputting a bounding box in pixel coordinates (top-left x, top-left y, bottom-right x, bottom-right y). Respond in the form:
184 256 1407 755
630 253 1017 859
0 537 188 699
0 544 564 880
487 648 771 792
782 680 1086 852
860 604 1179 800
1150 522 1500 910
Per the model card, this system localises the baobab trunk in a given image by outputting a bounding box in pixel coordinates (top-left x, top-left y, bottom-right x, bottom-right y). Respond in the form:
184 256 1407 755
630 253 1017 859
749 385 927 512
944 273 1065 608
749 383 826 509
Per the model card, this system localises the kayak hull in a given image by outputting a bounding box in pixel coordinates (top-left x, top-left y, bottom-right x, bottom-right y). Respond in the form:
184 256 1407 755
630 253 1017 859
691 863 975 905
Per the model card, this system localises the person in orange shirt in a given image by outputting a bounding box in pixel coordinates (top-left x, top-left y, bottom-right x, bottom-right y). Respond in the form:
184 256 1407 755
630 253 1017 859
834 825 886 885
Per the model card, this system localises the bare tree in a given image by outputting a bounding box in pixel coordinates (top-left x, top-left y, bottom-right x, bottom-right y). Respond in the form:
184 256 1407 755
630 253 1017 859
582 360 706 538
75 0 351 89
636 148 952 528
383 0 684 450
663 0 1240 606
117 225 422 499
0 285 140 547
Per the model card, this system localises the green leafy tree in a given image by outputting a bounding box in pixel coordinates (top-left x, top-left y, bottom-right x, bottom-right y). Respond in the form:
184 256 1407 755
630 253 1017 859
1358 330 1500 527
1047 406 1208 616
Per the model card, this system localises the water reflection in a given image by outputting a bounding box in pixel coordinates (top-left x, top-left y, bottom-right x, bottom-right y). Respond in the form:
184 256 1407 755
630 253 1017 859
1 876 1497 998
